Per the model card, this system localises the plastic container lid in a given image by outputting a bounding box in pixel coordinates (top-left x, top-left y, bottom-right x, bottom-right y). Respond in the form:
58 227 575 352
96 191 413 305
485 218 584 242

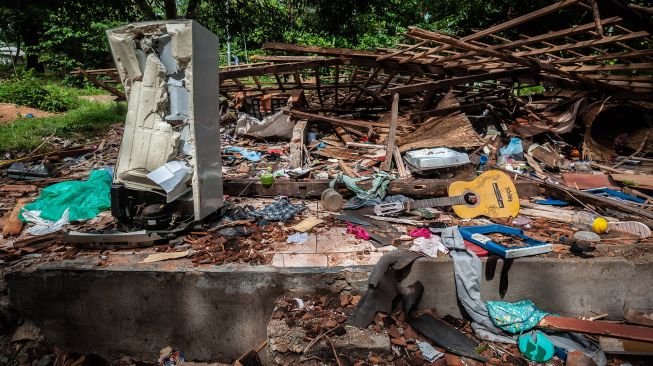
464 240 489 256
573 231 601 242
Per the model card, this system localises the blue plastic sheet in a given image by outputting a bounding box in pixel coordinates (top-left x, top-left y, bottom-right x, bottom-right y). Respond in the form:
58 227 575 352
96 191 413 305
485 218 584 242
224 146 262 161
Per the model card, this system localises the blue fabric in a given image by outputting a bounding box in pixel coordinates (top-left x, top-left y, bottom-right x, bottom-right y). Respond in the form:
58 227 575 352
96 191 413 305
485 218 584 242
486 300 550 334
224 146 261 161
535 199 569 206
249 197 306 221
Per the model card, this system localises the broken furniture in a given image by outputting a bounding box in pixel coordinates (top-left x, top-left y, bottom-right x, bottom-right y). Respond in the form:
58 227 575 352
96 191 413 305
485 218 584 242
107 20 223 229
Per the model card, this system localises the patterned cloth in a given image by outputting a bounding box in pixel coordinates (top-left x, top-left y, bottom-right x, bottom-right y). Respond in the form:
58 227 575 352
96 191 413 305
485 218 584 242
250 197 306 221
486 300 550 334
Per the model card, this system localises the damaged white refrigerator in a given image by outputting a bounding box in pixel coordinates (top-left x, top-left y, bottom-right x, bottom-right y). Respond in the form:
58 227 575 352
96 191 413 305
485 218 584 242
106 20 222 228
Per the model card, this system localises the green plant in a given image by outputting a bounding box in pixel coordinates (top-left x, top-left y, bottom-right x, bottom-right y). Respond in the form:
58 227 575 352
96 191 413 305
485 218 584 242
0 101 126 152
0 78 80 112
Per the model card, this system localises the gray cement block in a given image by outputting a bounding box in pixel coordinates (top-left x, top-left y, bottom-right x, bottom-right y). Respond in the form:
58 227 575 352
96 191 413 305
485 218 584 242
6 255 652 362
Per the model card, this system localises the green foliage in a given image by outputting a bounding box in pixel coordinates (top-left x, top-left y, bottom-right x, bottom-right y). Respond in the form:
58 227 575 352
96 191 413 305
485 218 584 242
515 85 546 96
0 101 126 152
0 0 599 73
0 77 80 112
33 19 125 72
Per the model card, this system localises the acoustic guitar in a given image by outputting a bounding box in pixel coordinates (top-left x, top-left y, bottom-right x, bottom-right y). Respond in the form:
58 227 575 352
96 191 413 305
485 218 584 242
373 170 520 219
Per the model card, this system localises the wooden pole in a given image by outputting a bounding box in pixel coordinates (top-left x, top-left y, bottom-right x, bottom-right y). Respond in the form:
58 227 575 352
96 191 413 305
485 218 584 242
381 93 400 172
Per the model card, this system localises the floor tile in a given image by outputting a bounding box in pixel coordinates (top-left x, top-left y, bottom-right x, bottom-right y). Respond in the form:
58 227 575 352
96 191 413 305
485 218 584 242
316 227 376 253
282 253 329 267
271 254 285 267
327 251 385 267
270 234 317 254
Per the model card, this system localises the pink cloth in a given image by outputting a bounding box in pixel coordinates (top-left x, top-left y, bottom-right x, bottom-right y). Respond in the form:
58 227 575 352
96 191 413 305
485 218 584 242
409 228 431 239
347 223 370 240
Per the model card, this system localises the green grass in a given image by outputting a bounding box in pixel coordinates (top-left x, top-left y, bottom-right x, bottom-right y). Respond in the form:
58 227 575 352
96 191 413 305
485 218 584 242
0 101 126 153
53 83 110 97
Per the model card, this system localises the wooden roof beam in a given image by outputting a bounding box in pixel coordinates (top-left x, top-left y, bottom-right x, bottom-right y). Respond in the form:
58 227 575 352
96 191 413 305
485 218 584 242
220 59 342 79
387 68 532 95
513 31 649 57
399 0 582 63
558 62 653 72
407 27 623 91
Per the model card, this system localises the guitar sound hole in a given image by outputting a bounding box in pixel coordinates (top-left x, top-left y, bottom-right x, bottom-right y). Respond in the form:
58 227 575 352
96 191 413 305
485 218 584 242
464 192 479 206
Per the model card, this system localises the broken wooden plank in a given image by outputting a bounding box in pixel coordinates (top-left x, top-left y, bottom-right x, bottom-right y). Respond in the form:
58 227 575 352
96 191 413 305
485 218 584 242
559 62 653 72
508 169 653 220
334 126 354 144
140 250 190 264
407 103 484 121
285 109 387 129
513 31 650 58
610 174 653 189
398 92 485 151
400 0 582 63
314 67 324 108
220 59 342 79
393 147 410 179
292 217 324 232
599 337 653 355
289 120 308 169
77 69 126 100
222 178 538 199
314 147 361 161
440 17 622 63
2 198 30 237
338 161 359 178
539 316 653 343
377 40 429 61
0 185 37 193
381 93 399 172
625 308 653 327
262 42 379 58
346 142 385 149
387 68 532 95
592 0 605 37
589 162 631 174
14 233 62 253
407 27 622 91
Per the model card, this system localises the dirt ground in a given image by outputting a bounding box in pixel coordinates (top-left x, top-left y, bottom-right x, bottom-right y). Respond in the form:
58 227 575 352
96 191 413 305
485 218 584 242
0 103 54 123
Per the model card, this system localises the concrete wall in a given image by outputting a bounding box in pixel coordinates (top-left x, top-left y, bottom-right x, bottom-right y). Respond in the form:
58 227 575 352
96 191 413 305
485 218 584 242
7 255 653 362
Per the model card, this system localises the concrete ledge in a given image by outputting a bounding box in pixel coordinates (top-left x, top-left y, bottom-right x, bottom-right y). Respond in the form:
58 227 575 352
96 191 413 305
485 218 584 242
7 255 653 362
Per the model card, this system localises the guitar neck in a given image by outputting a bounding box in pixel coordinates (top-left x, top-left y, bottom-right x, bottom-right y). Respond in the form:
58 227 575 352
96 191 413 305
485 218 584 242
411 195 466 209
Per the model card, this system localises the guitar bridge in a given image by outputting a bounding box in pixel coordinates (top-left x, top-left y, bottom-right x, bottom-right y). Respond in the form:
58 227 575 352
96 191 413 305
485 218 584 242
492 182 505 208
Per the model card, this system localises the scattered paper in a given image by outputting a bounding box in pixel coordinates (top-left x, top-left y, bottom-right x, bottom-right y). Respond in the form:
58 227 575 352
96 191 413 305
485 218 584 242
417 341 443 362
292 217 325 232
409 236 448 258
287 232 310 244
140 250 190 263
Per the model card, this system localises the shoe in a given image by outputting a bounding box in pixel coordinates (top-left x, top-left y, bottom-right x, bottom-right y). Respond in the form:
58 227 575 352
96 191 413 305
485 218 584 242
608 221 651 239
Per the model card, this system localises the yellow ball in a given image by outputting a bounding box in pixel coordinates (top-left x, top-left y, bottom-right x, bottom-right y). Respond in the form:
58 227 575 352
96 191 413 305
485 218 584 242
592 217 608 234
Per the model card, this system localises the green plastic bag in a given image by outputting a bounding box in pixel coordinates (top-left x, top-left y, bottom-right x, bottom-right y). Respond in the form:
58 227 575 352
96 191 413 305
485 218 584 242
20 169 112 222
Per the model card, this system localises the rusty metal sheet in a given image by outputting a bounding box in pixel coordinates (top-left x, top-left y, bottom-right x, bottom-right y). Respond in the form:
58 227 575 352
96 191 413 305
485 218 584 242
562 172 619 190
